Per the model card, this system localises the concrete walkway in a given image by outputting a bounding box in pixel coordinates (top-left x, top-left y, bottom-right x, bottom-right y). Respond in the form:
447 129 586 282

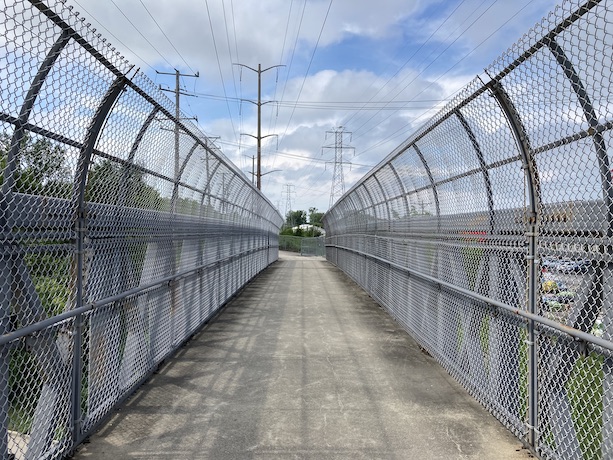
73 252 532 459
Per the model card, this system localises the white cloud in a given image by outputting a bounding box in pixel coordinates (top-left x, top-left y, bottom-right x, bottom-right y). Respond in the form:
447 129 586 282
61 0 561 213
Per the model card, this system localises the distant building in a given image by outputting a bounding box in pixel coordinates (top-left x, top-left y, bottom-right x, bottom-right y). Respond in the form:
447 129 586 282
292 224 325 236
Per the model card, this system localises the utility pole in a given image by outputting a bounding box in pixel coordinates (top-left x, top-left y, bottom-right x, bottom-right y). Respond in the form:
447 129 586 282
323 126 354 209
157 69 199 212
235 63 284 190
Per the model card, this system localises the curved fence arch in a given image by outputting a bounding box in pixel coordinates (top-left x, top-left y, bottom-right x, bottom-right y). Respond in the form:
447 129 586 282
0 1 282 458
325 0 613 458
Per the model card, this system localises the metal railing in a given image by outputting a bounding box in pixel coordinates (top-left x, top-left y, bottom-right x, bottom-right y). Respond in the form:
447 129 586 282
324 1 613 458
0 1 282 458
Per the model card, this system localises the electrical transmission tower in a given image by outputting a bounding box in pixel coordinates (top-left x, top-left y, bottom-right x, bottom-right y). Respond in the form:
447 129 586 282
282 184 295 226
323 126 354 209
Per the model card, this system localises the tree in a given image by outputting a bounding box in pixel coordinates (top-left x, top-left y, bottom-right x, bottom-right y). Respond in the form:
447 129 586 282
0 132 71 197
86 159 164 209
308 207 324 227
285 209 307 227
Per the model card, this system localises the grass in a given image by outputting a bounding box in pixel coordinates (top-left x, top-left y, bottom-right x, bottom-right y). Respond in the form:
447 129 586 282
567 352 603 459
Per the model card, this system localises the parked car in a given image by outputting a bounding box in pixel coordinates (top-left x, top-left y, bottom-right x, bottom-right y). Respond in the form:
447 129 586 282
541 258 562 273
557 259 591 273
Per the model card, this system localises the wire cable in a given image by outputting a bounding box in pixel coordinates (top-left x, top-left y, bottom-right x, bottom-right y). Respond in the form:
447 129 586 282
341 0 467 129
137 0 196 74
204 0 238 143
352 0 495 141
273 0 334 180
71 0 158 72
106 0 174 69
280 0 332 135
354 0 537 159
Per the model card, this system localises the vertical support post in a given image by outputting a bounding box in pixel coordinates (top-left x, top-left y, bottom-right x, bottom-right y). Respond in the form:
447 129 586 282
71 76 128 445
412 144 441 230
71 209 85 445
489 79 540 448
257 64 262 190
172 69 182 216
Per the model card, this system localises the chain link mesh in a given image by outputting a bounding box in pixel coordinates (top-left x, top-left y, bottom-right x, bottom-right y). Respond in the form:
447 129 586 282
325 1 613 458
0 1 282 458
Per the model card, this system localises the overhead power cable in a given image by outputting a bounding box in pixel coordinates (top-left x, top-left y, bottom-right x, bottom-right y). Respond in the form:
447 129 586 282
107 0 174 69
137 0 196 74
352 0 497 141
217 140 373 169
188 90 450 109
71 0 157 72
342 0 468 129
277 0 334 150
354 0 537 158
204 0 238 143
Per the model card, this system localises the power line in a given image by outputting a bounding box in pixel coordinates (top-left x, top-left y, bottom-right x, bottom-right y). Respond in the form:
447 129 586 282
204 0 238 143
354 0 537 158
215 140 373 169
137 0 196 74
272 0 307 134
277 0 333 151
187 90 450 109
221 1 241 118
352 0 497 141
107 0 174 68
341 0 468 129
71 0 157 72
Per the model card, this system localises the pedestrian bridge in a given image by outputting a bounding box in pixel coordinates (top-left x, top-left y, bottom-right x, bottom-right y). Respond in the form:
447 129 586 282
72 252 529 459
2 1 613 459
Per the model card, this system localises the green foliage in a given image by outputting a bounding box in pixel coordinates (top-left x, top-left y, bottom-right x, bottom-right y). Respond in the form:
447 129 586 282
279 235 302 252
567 353 603 459
34 276 72 317
86 159 165 209
9 350 38 432
280 226 321 237
0 132 71 197
24 252 72 317
461 246 483 291
308 207 324 227
285 209 307 227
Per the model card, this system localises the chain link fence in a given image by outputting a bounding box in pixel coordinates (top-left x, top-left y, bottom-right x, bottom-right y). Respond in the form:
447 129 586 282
0 1 282 458
300 237 325 257
325 1 613 458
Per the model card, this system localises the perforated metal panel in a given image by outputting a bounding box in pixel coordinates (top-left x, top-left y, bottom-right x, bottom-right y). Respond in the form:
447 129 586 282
0 1 282 458
325 1 613 458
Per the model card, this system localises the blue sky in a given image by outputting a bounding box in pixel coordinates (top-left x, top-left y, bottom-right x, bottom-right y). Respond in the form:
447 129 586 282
69 0 561 215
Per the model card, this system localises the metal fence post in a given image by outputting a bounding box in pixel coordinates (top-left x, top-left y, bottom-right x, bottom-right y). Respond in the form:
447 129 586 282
488 79 540 449
71 76 129 445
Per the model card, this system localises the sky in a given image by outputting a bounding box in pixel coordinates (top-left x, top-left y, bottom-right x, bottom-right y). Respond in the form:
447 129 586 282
67 0 561 217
